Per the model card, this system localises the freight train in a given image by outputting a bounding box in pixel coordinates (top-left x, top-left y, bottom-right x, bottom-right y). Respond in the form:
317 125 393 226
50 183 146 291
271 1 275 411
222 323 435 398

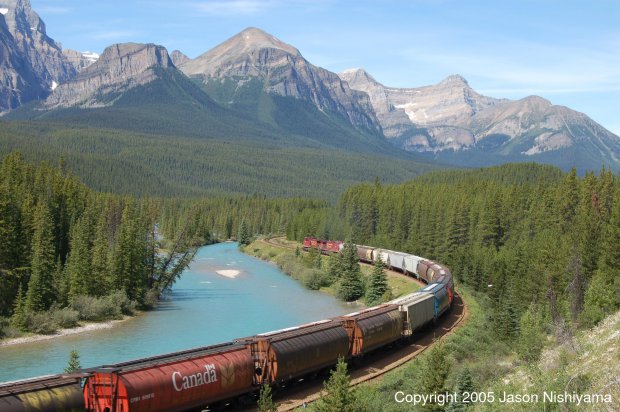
0 239 454 412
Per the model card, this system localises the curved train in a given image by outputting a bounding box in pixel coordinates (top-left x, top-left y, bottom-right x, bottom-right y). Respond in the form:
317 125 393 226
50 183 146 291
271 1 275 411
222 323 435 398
0 239 454 412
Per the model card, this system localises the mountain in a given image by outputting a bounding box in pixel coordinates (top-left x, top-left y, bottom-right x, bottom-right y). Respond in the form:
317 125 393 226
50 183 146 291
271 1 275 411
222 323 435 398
340 68 620 171
170 50 190 67
0 12 45 110
179 27 381 136
0 0 75 87
62 49 99 72
42 43 176 109
10 41 303 143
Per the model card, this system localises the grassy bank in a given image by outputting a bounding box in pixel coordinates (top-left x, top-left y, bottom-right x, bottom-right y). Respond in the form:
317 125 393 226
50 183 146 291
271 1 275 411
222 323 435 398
0 291 139 341
243 238 421 304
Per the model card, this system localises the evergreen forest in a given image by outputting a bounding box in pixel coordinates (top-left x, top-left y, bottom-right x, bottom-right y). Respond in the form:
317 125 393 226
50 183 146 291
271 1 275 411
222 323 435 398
1 152 619 410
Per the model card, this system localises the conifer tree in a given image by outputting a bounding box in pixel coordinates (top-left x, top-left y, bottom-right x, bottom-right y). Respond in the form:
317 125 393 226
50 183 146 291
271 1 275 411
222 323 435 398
26 202 57 312
65 215 94 302
111 200 148 303
257 384 277 412
365 258 388 305
91 210 111 294
313 250 322 269
53 257 67 306
581 270 616 327
419 342 451 411
315 357 360 412
337 242 363 301
559 168 580 234
237 219 251 246
448 367 476 411
64 349 81 373
516 304 545 363
10 284 27 331
0 186 24 269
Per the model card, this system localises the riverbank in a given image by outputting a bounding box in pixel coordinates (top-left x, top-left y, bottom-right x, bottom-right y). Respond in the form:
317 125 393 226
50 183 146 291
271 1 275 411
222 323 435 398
0 317 132 347
244 237 422 302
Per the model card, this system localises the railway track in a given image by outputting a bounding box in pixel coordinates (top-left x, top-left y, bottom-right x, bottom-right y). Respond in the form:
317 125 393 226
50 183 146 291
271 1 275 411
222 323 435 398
252 236 469 411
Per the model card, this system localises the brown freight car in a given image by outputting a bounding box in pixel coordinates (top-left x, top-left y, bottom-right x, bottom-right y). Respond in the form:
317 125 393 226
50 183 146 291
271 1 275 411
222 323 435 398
238 320 350 386
0 375 84 412
84 342 254 412
340 305 403 357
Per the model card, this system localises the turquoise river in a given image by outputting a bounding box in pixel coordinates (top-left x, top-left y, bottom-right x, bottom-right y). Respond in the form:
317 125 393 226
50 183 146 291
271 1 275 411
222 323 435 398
0 242 357 382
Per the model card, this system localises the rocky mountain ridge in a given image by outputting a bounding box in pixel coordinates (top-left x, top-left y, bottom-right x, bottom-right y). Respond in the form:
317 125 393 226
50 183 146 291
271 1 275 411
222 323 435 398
1 12 45 110
1 0 618 171
340 68 620 164
43 43 173 109
62 49 99 73
179 27 381 134
0 0 75 110
170 50 190 67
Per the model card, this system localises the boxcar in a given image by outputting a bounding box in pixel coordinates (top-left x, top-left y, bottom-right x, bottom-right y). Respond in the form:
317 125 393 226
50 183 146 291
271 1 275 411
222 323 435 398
239 320 350 385
356 245 374 263
420 284 450 319
0 375 84 412
84 343 254 412
391 293 435 335
340 305 403 356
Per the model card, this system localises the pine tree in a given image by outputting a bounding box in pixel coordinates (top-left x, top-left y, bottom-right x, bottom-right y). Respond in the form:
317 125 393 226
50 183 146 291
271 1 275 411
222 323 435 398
516 304 545 363
237 219 251 246
257 384 277 412
419 343 451 411
10 284 28 331
26 202 57 312
313 250 322 269
64 349 81 373
365 258 388 305
580 270 616 327
110 200 148 303
337 242 363 302
448 367 476 411
91 209 111 294
315 357 360 412
0 186 25 269
559 168 580 234
65 215 94 303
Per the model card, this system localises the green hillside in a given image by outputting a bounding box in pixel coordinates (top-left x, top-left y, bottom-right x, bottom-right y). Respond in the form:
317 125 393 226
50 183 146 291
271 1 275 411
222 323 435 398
0 120 437 200
199 77 392 153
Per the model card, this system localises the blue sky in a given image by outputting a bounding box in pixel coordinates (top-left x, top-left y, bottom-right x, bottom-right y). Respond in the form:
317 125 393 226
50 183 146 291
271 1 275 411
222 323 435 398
32 0 619 135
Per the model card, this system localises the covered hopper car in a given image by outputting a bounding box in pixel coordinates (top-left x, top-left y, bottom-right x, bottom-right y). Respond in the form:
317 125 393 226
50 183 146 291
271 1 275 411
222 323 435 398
237 319 350 386
0 375 84 412
84 343 254 412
